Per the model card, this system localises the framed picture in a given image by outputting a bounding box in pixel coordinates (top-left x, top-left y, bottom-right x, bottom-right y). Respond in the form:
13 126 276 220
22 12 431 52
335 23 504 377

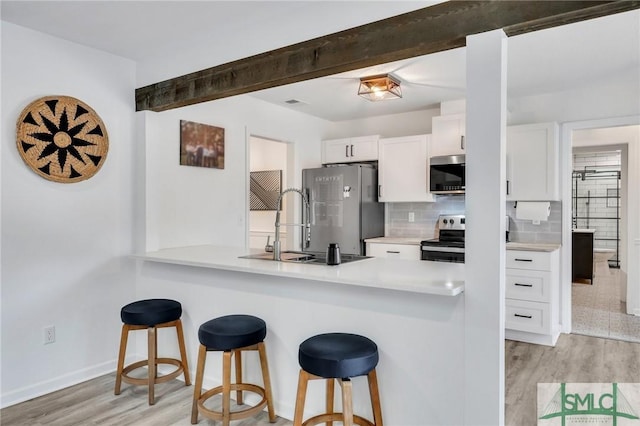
250 170 282 211
180 120 225 169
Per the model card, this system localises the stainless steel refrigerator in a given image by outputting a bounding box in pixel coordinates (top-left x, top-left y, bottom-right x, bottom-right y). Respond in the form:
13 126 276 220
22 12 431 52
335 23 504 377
302 164 384 255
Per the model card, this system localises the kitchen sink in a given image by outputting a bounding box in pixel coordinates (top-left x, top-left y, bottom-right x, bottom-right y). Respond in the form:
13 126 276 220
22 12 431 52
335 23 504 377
239 250 370 265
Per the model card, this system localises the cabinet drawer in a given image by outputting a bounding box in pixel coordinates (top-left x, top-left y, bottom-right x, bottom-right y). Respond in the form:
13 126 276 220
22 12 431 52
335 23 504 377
506 250 552 271
505 299 550 334
506 269 551 302
366 243 419 260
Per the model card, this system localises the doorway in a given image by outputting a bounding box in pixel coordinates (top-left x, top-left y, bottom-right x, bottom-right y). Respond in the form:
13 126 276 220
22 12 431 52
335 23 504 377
248 136 294 252
566 124 640 343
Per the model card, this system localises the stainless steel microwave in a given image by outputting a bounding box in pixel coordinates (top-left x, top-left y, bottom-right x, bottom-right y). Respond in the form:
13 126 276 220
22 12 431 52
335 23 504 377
429 155 465 194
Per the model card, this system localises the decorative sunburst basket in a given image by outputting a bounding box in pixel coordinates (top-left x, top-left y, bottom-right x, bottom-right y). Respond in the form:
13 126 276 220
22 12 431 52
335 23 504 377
16 95 109 183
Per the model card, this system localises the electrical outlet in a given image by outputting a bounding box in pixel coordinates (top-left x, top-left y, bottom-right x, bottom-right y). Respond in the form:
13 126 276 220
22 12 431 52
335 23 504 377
44 325 56 344
408 212 415 223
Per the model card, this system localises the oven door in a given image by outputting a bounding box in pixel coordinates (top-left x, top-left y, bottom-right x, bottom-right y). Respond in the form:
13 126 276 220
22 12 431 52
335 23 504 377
420 246 465 263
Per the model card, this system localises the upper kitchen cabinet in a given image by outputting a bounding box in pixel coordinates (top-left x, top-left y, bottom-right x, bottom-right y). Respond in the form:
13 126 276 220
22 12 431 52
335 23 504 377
507 122 560 201
322 135 379 164
430 114 466 157
378 134 435 202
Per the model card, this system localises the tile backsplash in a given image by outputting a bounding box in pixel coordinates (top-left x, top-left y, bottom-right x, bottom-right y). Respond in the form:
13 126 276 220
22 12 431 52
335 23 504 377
385 195 465 238
385 196 562 244
507 201 562 244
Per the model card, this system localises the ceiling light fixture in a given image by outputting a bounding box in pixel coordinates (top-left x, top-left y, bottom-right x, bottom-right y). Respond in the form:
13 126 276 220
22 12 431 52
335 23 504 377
357 74 402 101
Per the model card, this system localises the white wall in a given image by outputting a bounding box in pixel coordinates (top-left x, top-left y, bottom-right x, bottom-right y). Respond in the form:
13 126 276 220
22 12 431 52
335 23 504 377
1 22 137 406
325 108 439 139
142 95 329 252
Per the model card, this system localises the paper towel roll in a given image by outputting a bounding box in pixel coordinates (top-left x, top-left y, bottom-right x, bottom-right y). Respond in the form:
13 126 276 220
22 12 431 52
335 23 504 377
516 201 550 221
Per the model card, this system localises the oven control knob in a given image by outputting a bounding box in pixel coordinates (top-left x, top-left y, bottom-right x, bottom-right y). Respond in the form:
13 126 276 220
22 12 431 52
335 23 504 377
442 219 448 225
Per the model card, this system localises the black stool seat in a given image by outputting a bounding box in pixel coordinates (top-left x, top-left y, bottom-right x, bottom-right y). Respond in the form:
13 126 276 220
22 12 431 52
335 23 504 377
115 298 190 405
294 332 383 425
198 314 266 351
191 314 275 424
120 299 182 326
299 333 379 379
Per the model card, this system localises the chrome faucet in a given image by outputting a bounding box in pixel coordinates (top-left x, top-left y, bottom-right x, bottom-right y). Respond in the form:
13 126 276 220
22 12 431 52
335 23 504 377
273 188 311 261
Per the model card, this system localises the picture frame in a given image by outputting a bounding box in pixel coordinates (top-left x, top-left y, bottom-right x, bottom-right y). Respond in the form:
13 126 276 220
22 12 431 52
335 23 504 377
250 170 282 211
179 120 225 169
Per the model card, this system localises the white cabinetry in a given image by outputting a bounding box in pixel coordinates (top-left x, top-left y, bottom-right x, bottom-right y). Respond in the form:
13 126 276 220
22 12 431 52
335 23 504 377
431 114 466 157
366 242 420 260
322 135 379 164
378 134 435 202
506 122 559 201
505 249 560 346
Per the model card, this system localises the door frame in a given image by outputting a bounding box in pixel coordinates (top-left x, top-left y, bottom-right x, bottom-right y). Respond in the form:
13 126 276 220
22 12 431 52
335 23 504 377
560 115 640 332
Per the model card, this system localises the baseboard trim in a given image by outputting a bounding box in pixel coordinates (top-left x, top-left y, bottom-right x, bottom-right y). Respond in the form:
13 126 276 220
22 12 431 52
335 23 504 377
0 355 136 409
505 329 560 347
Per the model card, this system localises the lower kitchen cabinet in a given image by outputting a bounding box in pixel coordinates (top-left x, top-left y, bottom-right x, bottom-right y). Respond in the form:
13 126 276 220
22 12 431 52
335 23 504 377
505 248 560 346
366 242 420 260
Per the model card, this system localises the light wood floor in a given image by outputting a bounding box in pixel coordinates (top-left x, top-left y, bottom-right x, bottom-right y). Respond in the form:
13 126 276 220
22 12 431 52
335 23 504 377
3 333 639 425
505 334 640 425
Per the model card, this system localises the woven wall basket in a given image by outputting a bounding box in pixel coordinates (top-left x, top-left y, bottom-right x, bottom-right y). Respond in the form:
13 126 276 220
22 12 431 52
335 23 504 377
16 95 109 183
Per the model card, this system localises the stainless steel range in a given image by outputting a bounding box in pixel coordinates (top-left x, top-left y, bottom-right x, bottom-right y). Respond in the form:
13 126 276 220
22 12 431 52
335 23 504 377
420 214 465 263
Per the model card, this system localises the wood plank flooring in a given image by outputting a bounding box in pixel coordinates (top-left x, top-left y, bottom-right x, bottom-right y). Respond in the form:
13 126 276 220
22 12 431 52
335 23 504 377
505 334 640 425
3 334 639 425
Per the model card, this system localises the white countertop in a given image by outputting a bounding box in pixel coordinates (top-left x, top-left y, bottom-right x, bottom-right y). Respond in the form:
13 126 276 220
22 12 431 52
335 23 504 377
132 245 464 296
572 229 596 233
364 237 424 245
506 242 561 252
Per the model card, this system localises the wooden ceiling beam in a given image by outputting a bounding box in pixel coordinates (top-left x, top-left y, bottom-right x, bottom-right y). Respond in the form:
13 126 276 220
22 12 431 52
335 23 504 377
135 1 640 112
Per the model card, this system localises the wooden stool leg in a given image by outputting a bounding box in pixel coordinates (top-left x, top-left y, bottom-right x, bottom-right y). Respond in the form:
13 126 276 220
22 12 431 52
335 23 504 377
340 379 354 426
293 369 310 426
148 326 157 405
222 350 232 426
368 369 383 425
234 349 243 405
257 342 276 422
175 319 191 386
191 344 207 424
326 378 335 426
114 324 130 395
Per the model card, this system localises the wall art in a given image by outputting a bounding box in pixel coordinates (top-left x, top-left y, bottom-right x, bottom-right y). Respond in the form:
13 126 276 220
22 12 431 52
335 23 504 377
16 95 109 183
180 120 225 169
250 170 282 210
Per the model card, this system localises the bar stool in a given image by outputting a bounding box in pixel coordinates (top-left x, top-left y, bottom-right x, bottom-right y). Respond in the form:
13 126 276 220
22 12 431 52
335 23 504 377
191 314 276 425
294 333 383 426
114 298 191 405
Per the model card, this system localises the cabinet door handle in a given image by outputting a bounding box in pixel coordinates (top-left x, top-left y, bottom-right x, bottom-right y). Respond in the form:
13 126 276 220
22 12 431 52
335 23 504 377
386 250 401 254
350 144 354 157
461 135 465 150
345 145 349 158
506 180 510 195
514 314 532 319
378 185 382 198
514 283 533 287
515 258 533 262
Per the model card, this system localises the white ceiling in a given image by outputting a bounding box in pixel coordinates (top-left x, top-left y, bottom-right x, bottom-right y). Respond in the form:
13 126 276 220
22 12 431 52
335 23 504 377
2 2 638 122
